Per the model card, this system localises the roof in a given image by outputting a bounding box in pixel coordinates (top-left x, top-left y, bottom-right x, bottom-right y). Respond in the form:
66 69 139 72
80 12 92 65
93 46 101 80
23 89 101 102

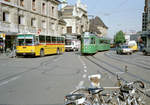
93 16 108 29
89 16 108 34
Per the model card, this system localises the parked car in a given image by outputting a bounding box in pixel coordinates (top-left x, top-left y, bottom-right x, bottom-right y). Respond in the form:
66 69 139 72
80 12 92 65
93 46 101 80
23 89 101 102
143 47 150 55
116 45 133 55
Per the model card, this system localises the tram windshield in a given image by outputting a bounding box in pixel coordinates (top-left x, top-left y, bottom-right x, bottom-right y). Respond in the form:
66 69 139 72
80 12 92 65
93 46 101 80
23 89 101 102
84 38 90 45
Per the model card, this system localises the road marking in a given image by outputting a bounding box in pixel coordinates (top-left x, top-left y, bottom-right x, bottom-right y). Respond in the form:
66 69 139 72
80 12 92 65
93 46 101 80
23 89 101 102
53 57 61 62
84 66 87 69
0 76 21 87
76 81 84 89
84 69 87 73
83 63 86 66
83 74 87 78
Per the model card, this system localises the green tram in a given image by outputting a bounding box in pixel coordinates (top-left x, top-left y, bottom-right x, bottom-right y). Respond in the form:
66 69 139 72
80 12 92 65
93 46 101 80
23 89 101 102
97 38 110 51
81 32 110 54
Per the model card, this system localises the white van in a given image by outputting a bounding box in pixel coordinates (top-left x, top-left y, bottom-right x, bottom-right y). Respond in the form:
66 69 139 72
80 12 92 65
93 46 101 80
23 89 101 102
128 40 138 52
65 39 80 51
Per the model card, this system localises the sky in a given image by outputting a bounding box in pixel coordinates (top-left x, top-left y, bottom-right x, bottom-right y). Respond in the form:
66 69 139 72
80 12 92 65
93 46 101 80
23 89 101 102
62 0 145 38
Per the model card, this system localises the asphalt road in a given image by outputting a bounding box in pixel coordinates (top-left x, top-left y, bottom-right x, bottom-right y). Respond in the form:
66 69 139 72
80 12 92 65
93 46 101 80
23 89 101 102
0 51 150 104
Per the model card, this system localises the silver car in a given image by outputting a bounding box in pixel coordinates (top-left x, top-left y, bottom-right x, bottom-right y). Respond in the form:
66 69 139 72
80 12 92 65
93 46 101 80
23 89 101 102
116 45 133 55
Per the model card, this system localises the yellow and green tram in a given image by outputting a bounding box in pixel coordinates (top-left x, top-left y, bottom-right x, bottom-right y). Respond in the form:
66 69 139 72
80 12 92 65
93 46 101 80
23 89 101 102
81 32 110 54
16 33 65 57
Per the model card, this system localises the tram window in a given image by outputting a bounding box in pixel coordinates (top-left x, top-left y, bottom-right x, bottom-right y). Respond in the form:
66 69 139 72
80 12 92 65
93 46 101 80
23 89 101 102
39 35 45 43
52 37 56 43
90 38 95 44
46 36 51 43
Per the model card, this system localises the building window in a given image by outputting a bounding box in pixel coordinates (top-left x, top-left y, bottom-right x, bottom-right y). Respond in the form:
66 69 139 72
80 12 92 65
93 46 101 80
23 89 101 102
3 12 9 22
32 0 36 11
51 23 55 30
20 0 24 7
18 16 24 25
67 26 72 33
42 3 46 14
52 6 54 16
42 21 46 29
31 18 36 27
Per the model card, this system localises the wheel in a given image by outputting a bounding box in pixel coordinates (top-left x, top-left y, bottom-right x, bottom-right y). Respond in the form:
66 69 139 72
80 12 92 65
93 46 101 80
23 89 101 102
40 49 44 57
143 51 147 55
73 48 76 52
130 52 132 55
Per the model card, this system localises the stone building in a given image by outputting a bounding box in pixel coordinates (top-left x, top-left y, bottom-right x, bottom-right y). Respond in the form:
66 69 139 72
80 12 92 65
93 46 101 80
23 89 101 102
0 0 61 50
60 0 89 37
89 16 108 37
142 0 150 32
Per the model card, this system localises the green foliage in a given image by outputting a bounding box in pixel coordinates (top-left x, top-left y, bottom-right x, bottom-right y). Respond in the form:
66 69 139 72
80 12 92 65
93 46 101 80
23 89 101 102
114 30 126 45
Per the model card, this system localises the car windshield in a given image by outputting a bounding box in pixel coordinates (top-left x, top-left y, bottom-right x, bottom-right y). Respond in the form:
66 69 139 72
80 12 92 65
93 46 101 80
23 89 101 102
65 40 71 45
122 46 129 48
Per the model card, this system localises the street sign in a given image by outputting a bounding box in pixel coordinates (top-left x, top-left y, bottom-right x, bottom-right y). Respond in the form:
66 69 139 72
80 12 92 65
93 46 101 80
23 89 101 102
37 29 41 35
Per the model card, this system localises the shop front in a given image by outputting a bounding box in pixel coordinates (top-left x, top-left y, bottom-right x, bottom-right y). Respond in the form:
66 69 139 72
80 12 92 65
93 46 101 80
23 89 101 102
0 32 17 53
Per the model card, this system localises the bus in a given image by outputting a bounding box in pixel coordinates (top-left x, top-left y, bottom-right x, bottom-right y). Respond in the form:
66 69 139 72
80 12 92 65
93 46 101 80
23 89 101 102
16 33 65 57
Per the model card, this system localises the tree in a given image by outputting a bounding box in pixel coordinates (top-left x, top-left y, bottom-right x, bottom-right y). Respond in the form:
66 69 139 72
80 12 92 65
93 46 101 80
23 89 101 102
114 30 126 45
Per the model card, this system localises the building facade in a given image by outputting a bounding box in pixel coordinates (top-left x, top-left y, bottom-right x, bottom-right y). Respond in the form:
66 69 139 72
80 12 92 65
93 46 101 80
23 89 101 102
142 0 150 31
60 0 89 37
0 0 60 50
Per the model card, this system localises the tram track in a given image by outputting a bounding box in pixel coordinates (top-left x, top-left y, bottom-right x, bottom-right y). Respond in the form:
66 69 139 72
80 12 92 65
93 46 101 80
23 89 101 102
84 56 125 81
84 55 150 85
104 52 150 71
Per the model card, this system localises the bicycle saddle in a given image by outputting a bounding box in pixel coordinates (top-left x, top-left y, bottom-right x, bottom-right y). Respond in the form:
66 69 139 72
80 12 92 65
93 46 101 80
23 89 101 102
65 94 85 101
88 88 104 95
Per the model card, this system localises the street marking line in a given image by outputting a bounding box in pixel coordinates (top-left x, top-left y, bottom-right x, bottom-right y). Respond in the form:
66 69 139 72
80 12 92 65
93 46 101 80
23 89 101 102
0 76 21 87
76 81 84 89
83 74 87 78
84 66 87 69
53 57 61 62
84 69 87 73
